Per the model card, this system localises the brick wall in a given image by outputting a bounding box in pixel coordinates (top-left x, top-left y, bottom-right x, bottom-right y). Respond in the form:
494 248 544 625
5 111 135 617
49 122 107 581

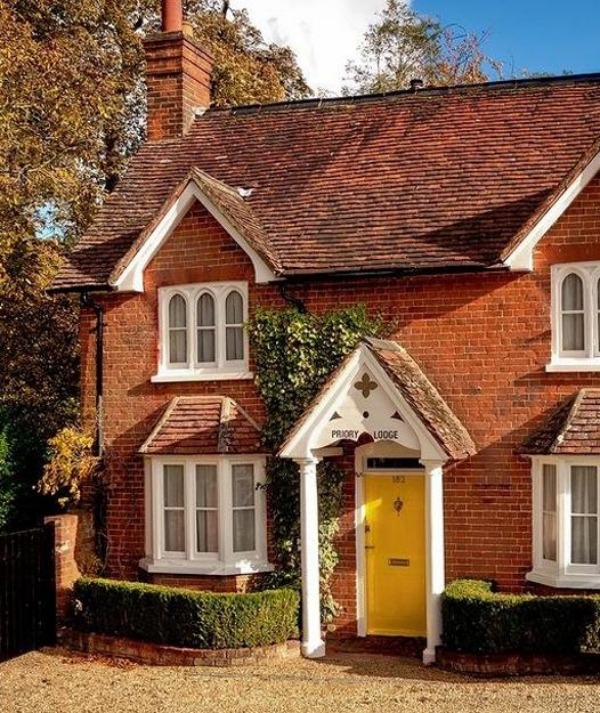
80 175 600 636
141 572 260 593
81 204 283 578
44 514 81 620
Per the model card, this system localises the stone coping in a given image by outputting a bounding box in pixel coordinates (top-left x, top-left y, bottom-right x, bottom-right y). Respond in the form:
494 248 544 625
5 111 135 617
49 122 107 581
437 647 600 677
61 629 300 667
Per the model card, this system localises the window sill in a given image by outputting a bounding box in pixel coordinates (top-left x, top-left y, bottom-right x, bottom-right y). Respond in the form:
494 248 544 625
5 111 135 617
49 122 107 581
526 569 600 589
546 359 600 372
138 557 274 576
151 371 254 383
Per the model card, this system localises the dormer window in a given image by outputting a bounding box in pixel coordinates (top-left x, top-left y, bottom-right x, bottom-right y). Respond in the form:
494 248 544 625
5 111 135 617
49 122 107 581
548 262 600 372
153 282 251 382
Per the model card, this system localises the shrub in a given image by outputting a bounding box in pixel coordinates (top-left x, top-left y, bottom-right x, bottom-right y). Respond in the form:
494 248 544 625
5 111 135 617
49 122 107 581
73 577 300 649
442 579 600 655
39 426 98 507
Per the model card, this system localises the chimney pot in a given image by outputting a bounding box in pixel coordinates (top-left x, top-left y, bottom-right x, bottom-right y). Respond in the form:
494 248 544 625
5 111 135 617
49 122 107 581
162 0 183 33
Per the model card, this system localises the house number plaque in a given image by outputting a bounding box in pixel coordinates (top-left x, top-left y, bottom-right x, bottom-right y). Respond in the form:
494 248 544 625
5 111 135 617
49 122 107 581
389 558 410 567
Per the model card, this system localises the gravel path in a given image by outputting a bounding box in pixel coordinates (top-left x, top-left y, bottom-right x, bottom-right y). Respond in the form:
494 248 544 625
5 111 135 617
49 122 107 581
0 648 599 713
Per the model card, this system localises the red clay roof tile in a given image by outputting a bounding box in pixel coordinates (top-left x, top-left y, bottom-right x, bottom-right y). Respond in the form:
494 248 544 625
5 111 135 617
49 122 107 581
279 338 476 461
521 390 600 455
140 396 264 455
53 75 600 290
366 338 476 460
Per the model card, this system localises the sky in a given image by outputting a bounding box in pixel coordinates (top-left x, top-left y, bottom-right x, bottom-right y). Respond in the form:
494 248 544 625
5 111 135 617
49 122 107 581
232 0 600 94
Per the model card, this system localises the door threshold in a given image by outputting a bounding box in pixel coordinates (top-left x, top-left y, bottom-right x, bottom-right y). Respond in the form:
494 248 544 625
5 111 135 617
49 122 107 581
328 635 426 658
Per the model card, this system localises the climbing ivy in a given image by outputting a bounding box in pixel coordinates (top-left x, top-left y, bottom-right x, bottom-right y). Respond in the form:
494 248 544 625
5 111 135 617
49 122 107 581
248 305 386 621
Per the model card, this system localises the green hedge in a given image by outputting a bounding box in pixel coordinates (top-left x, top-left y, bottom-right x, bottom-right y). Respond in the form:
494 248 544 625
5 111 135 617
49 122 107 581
442 579 600 655
73 577 300 649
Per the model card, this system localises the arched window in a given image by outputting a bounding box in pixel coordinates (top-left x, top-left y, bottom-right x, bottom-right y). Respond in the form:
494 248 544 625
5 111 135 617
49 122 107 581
561 272 585 353
168 294 187 364
158 283 248 378
196 293 216 363
225 290 244 361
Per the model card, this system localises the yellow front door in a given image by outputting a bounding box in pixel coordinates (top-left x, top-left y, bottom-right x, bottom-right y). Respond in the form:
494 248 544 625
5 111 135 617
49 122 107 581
364 473 426 636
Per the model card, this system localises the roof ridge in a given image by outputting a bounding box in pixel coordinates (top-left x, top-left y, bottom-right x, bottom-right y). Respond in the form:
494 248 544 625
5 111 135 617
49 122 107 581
363 336 401 352
190 167 241 199
139 397 180 454
554 390 585 450
197 72 600 117
177 395 225 402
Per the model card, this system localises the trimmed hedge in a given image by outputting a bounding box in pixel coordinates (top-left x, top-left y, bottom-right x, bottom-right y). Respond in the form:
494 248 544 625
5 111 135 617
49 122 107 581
73 577 300 650
442 579 600 655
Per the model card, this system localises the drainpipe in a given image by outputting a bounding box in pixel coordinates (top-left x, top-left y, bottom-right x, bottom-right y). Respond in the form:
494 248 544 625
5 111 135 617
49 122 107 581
80 293 105 457
278 283 307 313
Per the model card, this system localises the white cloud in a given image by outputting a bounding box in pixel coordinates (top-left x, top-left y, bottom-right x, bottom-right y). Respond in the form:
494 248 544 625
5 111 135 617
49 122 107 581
231 0 389 93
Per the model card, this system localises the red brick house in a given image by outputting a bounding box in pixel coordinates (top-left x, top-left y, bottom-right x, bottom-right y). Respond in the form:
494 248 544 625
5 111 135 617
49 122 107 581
52 1 600 663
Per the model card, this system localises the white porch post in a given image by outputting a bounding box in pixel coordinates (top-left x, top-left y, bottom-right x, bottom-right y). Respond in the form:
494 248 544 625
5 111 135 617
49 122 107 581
297 457 325 658
421 459 445 665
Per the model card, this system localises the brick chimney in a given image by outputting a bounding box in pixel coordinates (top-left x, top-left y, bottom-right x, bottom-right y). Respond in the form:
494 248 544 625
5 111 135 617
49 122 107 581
143 0 214 141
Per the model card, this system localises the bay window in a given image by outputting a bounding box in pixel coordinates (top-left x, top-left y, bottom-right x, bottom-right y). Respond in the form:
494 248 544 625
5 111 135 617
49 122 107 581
141 455 270 575
529 458 600 588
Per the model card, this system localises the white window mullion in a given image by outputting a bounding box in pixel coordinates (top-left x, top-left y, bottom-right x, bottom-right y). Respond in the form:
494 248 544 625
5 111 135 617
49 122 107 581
217 290 226 371
186 293 194 370
586 274 595 358
532 462 540 569
557 461 569 577
594 273 600 357
219 460 231 566
153 461 164 560
256 468 267 562
185 462 196 560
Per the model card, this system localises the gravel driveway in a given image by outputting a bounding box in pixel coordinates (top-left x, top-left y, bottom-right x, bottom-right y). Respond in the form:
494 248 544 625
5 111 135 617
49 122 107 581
1 648 599 713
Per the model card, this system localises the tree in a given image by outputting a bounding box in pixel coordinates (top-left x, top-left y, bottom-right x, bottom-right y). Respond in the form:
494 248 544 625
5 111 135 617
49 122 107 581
0 1 311 527
188 0 311 107
344 0 502 94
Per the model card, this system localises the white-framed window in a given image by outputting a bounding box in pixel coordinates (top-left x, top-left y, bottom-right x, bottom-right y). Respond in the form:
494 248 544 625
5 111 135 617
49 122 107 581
548 262 600 371
528 457 600 589
140 455 271 576
152 282 251 382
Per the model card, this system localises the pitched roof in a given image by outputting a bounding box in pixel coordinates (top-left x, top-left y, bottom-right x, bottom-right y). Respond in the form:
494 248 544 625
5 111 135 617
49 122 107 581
53 74 600 290
139 396 264 455
521 390 600 455
366 338 476 460
280 338 476 461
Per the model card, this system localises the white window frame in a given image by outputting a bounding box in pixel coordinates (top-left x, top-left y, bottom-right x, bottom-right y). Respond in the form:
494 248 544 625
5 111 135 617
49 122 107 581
547 262 600 372
140 455 271 576
152 282 252 382
528 456 600 589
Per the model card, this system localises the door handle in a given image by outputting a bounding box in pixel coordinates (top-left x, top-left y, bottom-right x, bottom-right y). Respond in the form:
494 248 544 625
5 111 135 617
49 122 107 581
365 545 375 550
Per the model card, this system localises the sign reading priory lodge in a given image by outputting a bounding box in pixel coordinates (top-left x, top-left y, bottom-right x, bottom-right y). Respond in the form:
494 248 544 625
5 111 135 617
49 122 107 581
330 429 400 442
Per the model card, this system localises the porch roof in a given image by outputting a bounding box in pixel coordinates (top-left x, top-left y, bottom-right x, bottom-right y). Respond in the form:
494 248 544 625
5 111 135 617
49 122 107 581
521 389 600 455
279 338 476 462
139 396 264 456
